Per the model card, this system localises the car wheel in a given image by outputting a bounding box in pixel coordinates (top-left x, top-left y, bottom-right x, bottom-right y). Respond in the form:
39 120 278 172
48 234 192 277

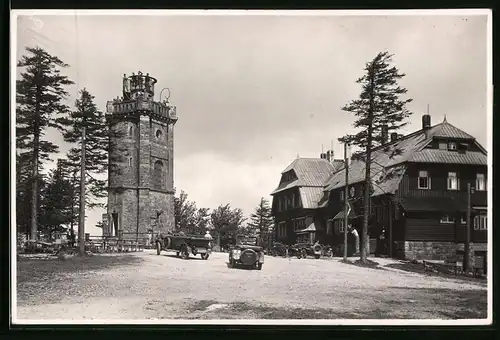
256 263 263 270
180 246 189 260
201 253 209 260
176 252 180 257
156 242 161 255
314 254 321 259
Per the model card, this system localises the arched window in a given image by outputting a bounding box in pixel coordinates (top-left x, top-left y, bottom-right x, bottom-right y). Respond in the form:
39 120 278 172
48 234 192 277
153 160 163 189
156 129 162 139
129 126 133 137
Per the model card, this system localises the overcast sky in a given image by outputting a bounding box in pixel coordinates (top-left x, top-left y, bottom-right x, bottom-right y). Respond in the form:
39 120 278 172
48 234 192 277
14 11 490 236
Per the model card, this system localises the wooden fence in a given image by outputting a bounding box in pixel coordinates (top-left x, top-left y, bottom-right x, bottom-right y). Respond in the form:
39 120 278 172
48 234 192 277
88 232 153 253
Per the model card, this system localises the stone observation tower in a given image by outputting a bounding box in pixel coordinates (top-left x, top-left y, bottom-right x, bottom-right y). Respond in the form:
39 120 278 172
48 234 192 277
105 72 178 239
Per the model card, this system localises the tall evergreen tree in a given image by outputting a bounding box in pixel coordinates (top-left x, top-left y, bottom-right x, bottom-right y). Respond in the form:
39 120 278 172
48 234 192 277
16 46 74 240
63 88 109 208
247 197 273 247
338 51 412 263
39 159 75 240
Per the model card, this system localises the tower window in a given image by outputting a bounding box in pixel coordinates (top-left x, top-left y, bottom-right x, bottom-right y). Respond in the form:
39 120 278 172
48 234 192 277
156 129 162 139
128 157 132 167
129 126 133 136
153 160 164 189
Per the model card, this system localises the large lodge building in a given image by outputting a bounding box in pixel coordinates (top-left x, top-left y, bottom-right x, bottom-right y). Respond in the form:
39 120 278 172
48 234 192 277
271 114 488 265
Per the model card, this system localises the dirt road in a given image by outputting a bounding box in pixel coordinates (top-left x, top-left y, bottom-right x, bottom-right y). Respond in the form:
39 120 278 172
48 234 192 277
16 251 487 321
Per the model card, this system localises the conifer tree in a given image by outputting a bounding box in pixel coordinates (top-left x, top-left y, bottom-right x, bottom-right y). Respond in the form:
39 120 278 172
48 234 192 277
338 51 412 263
16 46 74 240
247 197 273 247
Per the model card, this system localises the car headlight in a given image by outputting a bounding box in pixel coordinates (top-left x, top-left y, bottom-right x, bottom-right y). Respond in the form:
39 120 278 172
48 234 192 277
232 250 241 259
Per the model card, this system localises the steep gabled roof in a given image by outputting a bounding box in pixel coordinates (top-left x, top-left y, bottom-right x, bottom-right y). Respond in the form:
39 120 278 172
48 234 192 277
322 119 486 198
298 187 325 209
271 158 335 195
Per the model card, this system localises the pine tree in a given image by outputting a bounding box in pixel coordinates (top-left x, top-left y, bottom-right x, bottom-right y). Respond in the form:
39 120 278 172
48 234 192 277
16 46 74 240
338 51 412 263
63 89 109 208
39 159 75 240
247 197 273 247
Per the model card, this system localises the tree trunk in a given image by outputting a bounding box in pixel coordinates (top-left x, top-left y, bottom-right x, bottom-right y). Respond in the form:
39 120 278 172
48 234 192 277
78 126 86 256
30 87 41 241
361 66 375 263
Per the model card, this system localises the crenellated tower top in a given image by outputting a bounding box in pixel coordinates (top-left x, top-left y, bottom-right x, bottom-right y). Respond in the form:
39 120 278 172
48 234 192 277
106 71 177 124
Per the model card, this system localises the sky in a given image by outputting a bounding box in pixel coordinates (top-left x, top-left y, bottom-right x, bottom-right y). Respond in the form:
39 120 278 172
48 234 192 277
13 10 490 236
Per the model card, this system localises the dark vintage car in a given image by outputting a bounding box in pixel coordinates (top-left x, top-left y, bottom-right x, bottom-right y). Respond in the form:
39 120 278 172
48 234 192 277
292 242 323 259
155 233 212 260
228 242 264 270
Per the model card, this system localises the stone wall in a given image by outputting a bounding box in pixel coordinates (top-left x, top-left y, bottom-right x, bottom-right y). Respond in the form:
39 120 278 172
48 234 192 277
149 190 175 234
403 241 457 261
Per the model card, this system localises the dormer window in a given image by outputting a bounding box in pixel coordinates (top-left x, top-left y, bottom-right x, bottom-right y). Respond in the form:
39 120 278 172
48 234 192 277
438 142 447 150
448 142 457 151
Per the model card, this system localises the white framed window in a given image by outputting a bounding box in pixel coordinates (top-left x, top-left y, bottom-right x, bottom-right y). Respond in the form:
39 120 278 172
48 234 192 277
440 215 455 224
340 190 344 201
474 215 487 231
447 172 459 190
349 186 355 198
476 173 486 191
326 219 333 235
418 170 430 189
294 218 305 232
339 220 345 233
448 142 457 150
278 222 287 238
438 142 447 150
128 157 132 167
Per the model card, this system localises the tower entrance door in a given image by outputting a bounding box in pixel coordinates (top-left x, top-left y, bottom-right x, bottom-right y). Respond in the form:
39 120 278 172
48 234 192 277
112 213 119 237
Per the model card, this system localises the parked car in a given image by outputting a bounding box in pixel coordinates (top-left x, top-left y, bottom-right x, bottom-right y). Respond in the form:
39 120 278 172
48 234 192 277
269 241 288 257
155 233 212 260
228 241 265 270
292 242 323 259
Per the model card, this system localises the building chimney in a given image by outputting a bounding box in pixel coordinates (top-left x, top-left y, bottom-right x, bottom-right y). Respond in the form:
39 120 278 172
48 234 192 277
320 153 327 159
326 150 334 163
390 132 398 142
422 114 431 130
381 125 389 144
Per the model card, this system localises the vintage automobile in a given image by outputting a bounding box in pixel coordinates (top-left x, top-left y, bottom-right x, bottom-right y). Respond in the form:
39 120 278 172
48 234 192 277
292 242 323 259
269 241 288 257
155 233 212 260
228 238 264 270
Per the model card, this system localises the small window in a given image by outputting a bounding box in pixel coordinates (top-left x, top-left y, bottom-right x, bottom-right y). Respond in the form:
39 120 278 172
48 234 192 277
128 157 132 167
476 174 486 191
340 190 344 201
439 142 448 150
418 170 430 189
294 218 305 232
447 172 459 190
156 129 162 139
278 222 287 238
326 220 333 235
448 142 457 151
339 220 345 233
474 215 487 230
129 126 133 136
349 186 355 198
440 215 455 224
